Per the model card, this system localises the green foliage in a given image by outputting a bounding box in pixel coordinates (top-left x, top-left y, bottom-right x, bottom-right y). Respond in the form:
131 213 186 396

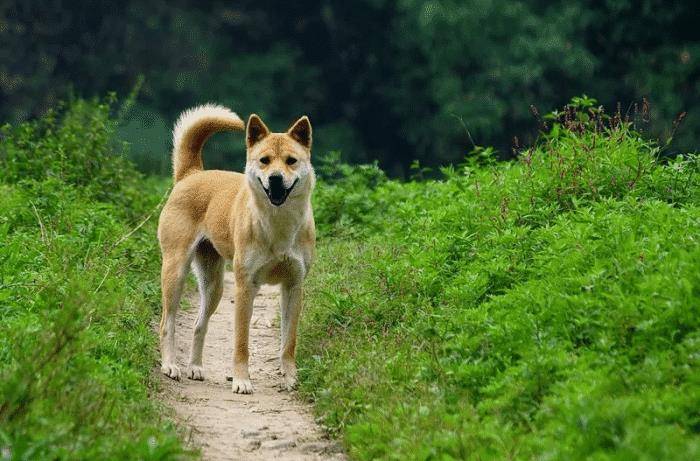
1 1 698 174
301 100 700 459
0 101 190 459
313 151 391 237
0 95 152 212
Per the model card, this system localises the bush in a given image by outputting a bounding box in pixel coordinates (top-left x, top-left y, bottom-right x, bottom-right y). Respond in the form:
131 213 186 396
0 99 189 459
301 98 700 460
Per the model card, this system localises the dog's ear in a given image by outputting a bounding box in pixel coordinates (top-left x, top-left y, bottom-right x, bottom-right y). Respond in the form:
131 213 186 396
246 114 270 149
287 116 312 150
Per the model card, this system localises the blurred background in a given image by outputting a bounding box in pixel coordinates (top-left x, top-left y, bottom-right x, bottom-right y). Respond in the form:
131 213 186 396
1 0 698 176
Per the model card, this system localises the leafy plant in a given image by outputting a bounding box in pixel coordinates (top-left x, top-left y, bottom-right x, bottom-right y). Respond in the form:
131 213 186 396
301 97 700 460
0 100 190 460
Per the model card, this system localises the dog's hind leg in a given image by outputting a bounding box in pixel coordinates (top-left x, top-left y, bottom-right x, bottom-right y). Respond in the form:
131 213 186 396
187 239 224 380
159 241 196 380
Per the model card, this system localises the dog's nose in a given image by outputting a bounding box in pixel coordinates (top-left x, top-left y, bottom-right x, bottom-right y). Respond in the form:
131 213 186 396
262 172 295 206
269 174 284 189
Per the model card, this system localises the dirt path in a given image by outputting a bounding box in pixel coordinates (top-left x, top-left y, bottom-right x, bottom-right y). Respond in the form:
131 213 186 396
158 272 345 461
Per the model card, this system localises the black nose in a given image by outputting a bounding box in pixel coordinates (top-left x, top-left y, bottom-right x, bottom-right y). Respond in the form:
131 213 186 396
268 174 286 201
269 174 283 189
260 173 298 206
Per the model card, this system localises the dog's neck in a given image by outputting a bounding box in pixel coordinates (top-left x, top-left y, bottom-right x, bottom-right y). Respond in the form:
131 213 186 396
247 184 311 258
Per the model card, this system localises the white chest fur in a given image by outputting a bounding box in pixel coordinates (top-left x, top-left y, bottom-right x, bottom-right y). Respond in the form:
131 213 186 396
243 200 309 284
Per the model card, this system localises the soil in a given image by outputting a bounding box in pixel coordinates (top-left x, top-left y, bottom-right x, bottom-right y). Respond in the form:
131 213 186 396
158 272 345 461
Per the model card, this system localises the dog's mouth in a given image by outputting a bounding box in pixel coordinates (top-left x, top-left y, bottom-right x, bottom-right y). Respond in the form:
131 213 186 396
258 177 299 206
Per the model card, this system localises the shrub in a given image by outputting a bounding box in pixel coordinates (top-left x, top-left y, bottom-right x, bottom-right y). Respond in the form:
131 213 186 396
0 100 189 460
300 98 700 460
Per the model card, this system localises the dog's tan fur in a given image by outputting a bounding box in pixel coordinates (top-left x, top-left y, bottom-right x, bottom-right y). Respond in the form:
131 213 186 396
158 104 315 393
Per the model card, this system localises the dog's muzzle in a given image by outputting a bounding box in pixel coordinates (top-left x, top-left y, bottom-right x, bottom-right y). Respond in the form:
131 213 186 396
259 174 299 206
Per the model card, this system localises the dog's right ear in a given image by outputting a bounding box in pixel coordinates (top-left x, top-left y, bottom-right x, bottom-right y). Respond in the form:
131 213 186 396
246 114 270 149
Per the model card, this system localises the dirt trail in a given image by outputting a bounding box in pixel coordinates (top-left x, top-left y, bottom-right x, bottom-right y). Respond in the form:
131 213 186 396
158 272 345 461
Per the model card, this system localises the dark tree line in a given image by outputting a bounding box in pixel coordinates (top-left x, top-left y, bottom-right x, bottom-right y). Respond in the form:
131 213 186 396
1 0 699 175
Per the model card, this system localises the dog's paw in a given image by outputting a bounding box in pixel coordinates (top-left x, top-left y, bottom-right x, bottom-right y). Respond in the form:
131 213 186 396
187 365 204 381
281 361 298 391
281 373 298 391
161 363 181 381
231 378 254 394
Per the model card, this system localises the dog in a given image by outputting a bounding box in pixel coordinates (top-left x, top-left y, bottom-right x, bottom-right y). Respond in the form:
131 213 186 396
157 104 315 394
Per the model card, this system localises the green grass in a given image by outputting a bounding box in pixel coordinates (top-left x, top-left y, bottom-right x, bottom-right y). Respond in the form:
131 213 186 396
2 95 697 460
0 98 190 460
300 100 700 460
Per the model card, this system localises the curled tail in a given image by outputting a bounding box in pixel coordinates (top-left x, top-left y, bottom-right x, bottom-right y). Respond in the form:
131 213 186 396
171 104 245 182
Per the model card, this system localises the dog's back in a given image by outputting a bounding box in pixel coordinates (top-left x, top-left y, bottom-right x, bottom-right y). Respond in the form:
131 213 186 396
159 169 248 260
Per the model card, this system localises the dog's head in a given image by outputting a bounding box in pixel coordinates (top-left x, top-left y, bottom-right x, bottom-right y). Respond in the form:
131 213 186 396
244 114 315 207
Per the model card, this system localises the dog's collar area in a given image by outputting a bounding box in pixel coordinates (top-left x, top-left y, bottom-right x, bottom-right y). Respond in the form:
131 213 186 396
258 177 299 206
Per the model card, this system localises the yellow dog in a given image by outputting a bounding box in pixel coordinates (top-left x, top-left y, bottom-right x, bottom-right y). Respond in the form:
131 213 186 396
158 105 315 393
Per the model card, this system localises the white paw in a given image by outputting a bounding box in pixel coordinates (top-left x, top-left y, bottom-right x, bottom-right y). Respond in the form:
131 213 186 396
282 373 298 391
187 365 204 381
161 363 181 380
231 378 254 394
281 362 298 391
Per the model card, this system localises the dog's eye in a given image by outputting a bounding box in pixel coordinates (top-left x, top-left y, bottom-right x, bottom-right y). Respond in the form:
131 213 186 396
260 157 270 165
286 157 297 165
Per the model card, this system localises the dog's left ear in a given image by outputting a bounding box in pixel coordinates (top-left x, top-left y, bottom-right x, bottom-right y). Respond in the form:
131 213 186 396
287 116 312 150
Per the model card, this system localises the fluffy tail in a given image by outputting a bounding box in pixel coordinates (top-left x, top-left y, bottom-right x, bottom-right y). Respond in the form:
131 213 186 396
171 104 245 182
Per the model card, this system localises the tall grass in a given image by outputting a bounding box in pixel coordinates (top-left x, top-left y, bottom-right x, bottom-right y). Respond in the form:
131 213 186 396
301 98 699 460
2 94 697 460
0 98 189 459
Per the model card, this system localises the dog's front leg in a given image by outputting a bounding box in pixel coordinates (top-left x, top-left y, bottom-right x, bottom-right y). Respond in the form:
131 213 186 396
231 267 257 394
280 280 303 390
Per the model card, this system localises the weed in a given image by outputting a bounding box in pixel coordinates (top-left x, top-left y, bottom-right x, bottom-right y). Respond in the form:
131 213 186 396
302 98 699 460
0 99 190 460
